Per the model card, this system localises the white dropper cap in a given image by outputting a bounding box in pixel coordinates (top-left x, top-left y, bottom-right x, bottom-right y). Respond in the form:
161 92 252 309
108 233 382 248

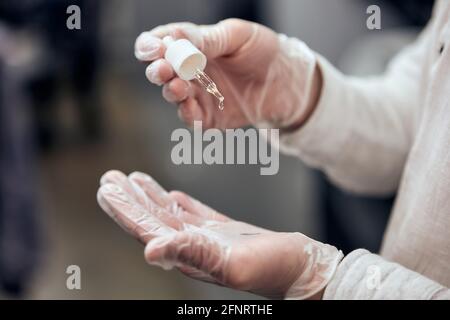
163 36 207 81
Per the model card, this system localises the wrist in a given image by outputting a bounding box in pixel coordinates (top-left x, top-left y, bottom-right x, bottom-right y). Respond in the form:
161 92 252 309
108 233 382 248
308 288 325 300
281 62 323 133
283 233 343 300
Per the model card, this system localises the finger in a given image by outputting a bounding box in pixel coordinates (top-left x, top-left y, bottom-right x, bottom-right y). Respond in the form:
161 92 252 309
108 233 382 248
169 191 231 222
177 97 204 127
100 171 183 230
162 78 191 103
97 183 174 243
100 169 126 186
178 266 217 284
100 170 150 209
149 22 199 41
144 231 229 283
128 172 173 209
129 172 205 226
134 32 166 62
145 59 175 86
173 19 254 59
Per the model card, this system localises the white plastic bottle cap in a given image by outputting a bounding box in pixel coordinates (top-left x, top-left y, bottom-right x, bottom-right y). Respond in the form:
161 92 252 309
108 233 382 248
163 36 207 81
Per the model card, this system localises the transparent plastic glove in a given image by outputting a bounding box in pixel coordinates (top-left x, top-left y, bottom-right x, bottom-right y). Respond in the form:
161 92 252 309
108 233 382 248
134 19 320 130
97 170 343 299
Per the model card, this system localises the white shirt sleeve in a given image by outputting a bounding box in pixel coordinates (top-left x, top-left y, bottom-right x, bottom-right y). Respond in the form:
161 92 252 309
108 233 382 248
277 29 430 196
323 250 450 299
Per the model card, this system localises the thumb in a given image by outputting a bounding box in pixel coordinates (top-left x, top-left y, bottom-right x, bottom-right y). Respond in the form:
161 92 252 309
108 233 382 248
154 19 255 59
144 231 230 283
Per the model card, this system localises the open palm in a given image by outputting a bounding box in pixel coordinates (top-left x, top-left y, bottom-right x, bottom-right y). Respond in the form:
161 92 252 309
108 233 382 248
97 170 335 299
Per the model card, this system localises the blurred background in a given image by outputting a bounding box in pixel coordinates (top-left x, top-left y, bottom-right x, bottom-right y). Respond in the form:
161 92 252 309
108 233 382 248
0 0 434 299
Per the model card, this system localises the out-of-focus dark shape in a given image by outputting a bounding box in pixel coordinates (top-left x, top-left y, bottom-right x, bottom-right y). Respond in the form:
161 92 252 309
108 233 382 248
0 0 101 297
386 0 435 26
1 0 102 151
217 0 261 23
0 27 41 297
34 0 101 150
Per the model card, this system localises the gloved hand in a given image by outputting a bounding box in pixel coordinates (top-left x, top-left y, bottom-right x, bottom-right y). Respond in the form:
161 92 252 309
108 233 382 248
134 19 322 130
97 170 343 299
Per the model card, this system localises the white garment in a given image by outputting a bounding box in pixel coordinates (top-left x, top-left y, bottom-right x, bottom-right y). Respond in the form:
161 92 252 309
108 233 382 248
279 1 450 299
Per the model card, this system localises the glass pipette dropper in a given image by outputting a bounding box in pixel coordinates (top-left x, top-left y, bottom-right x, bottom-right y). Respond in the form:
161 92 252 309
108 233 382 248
194 68 224 111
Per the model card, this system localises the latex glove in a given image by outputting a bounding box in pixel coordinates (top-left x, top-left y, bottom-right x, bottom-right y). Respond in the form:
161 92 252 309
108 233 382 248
134 19 321 130
97 170 343 299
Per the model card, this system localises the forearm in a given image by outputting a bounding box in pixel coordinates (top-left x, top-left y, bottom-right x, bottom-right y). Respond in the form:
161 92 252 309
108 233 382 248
277 38 426 195
323 249 450 300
